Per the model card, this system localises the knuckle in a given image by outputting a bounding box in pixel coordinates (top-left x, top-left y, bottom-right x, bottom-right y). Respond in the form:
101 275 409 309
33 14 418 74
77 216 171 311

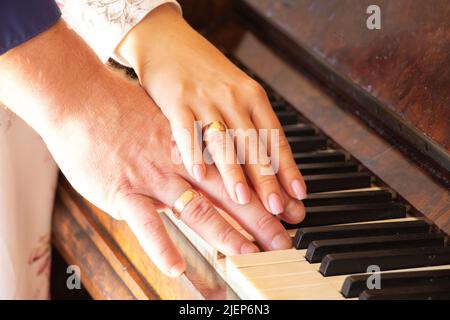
246 80 267 99
183 197 216 226
222 165 243 180
255 213 276 232
217 227 238 246
142 216 164 234
194 86 211 101
110 180 136 220
255 173 278 189
112 180 134 200
169 81 190 100
156 243 174 260
221 83 239 103
142 159 170 188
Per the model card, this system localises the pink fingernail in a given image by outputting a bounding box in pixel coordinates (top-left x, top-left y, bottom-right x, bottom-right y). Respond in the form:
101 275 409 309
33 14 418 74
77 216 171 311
270 233 292 250
291 179 307 200
268 193 284 215
235 182 251 205
240 242 259 254
284 201 306 224
192 164 205 182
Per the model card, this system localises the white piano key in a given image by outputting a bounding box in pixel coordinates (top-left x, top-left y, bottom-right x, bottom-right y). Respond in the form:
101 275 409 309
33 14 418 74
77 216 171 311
226 238 450 298
248 269 335 290
227 258 450 299
227 249 306 268
257 283 345 300
236 261 320 278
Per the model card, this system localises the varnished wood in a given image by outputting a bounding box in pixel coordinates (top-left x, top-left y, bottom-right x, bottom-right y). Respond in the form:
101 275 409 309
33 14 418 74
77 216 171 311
52 201 138 300
236 0 450 182
56 184 158 300
178 0 232 30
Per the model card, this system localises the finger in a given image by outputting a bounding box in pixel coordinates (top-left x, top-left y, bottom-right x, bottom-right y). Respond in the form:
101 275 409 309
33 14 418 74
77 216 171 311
168 107 206 182
148 174 258 256
192 106 251 205
118 194 185 277
250 95 307 200
226 115 285 215
277 188 306 225
179 192 259 256
190 167 293 251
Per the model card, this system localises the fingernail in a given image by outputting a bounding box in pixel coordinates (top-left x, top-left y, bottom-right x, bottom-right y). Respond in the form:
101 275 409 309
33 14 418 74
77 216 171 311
291 179 307 200
192 164 205 182
235 182 251 205
240 242 259 254
283 198 305 222
268 193 284 215
270 233 292 250
169 262 185 277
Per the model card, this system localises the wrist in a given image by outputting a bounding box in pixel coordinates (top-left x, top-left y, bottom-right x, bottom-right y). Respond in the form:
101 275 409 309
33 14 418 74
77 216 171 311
115 3 187 78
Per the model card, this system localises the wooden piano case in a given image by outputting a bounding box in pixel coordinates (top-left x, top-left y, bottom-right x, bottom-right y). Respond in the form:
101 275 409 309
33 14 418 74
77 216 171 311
52 0 450 299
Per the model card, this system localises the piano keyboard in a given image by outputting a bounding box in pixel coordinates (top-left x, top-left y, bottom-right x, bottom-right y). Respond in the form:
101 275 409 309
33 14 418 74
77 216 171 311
165 59 450 300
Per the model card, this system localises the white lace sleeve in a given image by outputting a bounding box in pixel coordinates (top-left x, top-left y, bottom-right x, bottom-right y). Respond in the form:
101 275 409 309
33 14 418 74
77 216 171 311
57 0 181 65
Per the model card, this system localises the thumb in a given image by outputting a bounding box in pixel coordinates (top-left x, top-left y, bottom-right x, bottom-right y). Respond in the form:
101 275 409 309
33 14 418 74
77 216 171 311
118 193 185 277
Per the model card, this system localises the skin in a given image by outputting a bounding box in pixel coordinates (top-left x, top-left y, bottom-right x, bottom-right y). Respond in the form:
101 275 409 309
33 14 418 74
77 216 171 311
116 4 308 216
0 20 305 277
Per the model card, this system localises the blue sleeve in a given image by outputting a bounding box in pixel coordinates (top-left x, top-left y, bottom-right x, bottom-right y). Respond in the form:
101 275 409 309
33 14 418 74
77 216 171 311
0 0 61 55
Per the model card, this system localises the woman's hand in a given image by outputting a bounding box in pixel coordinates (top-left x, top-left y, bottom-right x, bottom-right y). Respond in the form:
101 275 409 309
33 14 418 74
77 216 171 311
0 20 304 277
116 4 307 216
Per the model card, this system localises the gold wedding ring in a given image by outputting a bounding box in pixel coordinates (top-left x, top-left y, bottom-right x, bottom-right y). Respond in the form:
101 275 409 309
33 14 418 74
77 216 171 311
172 189 199 219
202 120 227 138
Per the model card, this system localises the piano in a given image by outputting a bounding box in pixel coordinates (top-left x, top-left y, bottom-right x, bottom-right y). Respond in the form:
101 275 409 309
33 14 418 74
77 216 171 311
52 0 450 300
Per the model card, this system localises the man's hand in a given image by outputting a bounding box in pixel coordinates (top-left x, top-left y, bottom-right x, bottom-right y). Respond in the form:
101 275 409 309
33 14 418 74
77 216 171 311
0 20 304 276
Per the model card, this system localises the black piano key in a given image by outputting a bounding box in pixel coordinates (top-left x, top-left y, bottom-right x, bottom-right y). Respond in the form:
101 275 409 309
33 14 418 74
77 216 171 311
304 172 372 193
271 100 288 111
298 161 359 175
303 189 393 207
306 233 444 263
276 110 299 125
283 124 316 137
266 90 281 103
284 202 406 229
294 219 430 249
288 136 328 153
320 246 450 276
294 150 347 164
359 284 450 300
342 268 450 298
